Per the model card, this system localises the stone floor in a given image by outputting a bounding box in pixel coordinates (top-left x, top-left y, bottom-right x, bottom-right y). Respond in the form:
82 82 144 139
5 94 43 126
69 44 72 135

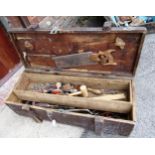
0 34 155 137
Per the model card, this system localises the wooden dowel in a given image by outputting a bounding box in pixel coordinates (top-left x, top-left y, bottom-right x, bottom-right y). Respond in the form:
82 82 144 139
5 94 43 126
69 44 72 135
88 88 102 95
91 93 126 101
14 90 132 113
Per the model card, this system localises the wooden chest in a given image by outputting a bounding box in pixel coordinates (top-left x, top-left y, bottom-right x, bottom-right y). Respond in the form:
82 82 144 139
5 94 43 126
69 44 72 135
5 25 146 136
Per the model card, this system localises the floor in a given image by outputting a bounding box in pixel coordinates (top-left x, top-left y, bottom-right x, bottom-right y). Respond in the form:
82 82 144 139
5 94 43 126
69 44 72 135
0 33 155 138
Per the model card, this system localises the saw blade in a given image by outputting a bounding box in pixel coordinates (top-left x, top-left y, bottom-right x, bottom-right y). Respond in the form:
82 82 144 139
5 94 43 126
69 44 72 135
52 51 97 68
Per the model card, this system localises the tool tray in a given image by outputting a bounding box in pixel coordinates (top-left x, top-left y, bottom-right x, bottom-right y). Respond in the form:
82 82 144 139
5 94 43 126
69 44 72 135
5 23 146 136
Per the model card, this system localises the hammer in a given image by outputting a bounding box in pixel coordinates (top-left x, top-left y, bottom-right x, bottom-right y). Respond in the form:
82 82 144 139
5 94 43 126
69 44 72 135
68 85 88 97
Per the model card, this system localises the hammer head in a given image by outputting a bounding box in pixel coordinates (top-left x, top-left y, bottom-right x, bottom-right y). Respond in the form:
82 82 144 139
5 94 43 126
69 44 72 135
80 85 88 97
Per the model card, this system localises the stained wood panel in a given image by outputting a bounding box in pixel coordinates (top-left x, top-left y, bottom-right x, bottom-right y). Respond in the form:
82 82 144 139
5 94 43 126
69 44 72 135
6 92 135 136
0 25 20 84
12 28 145 76
0 61 8 79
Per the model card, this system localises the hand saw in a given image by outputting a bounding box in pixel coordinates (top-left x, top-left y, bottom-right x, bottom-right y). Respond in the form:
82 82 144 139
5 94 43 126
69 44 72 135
52 51 97 68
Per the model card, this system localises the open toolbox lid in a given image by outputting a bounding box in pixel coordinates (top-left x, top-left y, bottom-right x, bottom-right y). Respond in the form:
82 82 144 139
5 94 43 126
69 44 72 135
8 26 146 78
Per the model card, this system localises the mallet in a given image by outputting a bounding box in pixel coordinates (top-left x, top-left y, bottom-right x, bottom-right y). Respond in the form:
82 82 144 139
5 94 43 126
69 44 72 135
68 85 88 97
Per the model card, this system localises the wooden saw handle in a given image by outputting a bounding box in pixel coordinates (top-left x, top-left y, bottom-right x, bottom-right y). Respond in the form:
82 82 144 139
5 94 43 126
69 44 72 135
89 49 117 66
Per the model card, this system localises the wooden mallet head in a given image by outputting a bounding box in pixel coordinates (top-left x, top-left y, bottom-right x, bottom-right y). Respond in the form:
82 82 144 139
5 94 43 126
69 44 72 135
68 85 88 97
80 85 88 97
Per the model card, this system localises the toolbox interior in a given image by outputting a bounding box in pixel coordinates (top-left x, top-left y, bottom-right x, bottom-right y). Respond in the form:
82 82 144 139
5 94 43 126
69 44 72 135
6 87 133 121
14 72 131 101
8 72 134 120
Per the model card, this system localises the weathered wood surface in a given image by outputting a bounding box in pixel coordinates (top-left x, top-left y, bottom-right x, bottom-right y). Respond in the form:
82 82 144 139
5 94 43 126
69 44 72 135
14 90 132 113
4 24 141 136
8 27 146 77
13 72 132 113
8 27 146 33
92 93 126 100
6 92 135 136
16 72 130 90
0 24 20 84
138 22 155 34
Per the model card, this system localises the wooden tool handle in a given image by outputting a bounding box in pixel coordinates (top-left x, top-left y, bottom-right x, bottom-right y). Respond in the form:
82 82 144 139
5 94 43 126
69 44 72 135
88 88 102 95
68 91 82 96
92 93 126 101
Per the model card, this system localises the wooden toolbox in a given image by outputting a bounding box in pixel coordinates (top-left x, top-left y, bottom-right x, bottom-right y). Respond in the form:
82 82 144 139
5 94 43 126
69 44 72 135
5 25 146 136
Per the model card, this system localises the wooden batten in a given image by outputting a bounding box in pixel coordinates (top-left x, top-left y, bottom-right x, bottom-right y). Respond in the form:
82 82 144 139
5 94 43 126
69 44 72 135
14 90 132 113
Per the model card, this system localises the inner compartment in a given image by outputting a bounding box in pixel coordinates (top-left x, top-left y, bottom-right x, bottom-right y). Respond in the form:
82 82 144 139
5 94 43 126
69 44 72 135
15 72 131 101
12 72 133 115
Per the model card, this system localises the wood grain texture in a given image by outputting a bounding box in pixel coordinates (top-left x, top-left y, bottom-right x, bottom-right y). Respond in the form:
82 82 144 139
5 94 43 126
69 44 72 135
13 72 132 113
27 54 56 68
8 27 146 33
17 72 130 90
5 92 135 136
14 90 132 113
0 25 20 81
6 16 23 28
8 27 146 77
102 117 134 136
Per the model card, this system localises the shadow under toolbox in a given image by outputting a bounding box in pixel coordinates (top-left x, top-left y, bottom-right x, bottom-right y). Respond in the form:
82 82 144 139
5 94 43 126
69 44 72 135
5 26 146 136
